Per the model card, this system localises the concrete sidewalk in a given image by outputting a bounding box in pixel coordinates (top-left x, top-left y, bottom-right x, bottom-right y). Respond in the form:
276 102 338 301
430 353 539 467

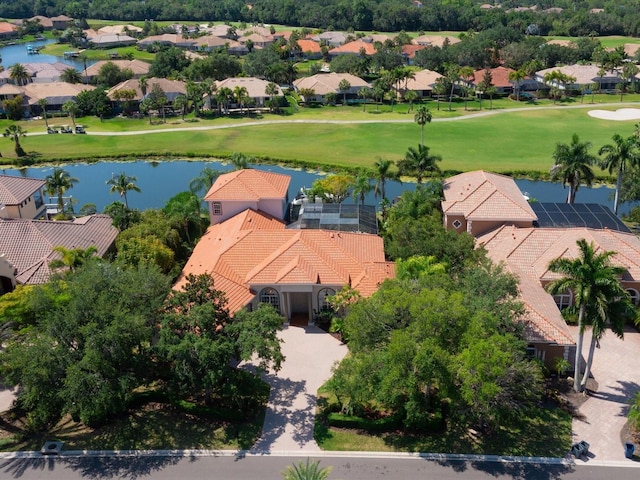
571 326 640 462
250 325 347 452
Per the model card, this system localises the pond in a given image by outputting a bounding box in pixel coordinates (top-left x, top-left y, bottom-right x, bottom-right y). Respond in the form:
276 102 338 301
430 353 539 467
1 160 638 217
0 39 95 71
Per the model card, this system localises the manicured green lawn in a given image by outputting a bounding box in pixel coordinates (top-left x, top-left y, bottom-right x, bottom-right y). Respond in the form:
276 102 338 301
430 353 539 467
315 408 572 457
2 97 639 177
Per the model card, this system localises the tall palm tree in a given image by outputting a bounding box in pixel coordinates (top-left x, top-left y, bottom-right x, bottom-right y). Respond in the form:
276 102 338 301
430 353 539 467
265 82 279 112
373 157 398 201
3 124 27 157
508 69 526 102
546 239 630 392
217 87 233 114
233 86 249 113
60 67 82 84
163 191 204 245
397 144 442 184
404 90 418 113
414 105 432 147
189 166 221 196
599 133 640 215
173 94 188 120
550 133 597 204
358 86 371 112
229 152 250 170
351 172 372 205
44 167 79 215
9 63 30 86
106 172 141 209
38 98 49 128
49 245 98 273
338 79 351 105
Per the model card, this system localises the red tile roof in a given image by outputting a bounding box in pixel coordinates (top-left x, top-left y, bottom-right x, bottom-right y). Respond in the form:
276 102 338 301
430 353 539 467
204 169 291 202
175 209 394 313
329 40 376 56
472 66 516 88
0 175 46 205
297 39 322 54
0 215 118 285
442 171 537 222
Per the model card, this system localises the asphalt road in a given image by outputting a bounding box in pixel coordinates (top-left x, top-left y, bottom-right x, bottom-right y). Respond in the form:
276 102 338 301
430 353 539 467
1 453 639 480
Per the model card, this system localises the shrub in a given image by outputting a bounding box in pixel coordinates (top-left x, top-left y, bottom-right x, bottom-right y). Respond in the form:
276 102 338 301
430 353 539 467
629 392 640 433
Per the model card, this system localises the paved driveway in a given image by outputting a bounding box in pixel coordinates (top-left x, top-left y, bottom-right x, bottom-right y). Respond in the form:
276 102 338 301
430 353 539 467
250 325 348 452
571 326 640 461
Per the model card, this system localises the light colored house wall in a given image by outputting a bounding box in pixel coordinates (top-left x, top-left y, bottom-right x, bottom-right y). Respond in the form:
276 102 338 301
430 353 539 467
257 198 286 221
208 199 259 225
0 191 45 219
0 255 16 292
468 219 534 236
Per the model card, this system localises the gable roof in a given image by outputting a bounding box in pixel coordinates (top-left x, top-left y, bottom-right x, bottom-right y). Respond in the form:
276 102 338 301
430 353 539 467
442 170 537 223
0 175 46 205
329 40 376 56
472 66 516 88
399 69 443 90
83 59 151 78
204 169 291 202
215 77 283 98
0 215 118 285
175 209 394 313
107 78 187 101
22 82 96 105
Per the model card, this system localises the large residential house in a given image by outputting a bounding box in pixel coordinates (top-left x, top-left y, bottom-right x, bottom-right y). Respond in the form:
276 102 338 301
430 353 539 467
83 59 151 82
395 69 443 98
443 170 640 369
213 77 283 109
471 66 516 95
328 40 376 58
293 73 370 103
0 175 47 220
178 169 394 325
535 64 639 92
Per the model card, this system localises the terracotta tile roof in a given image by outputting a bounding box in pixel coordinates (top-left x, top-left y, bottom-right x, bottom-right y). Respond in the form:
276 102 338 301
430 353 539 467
402 44 427 59
0 22 18 34
0 215 118 285
175 210 393 313
0 175 45 205
478 224 640 344
472 66 516 88
442 170 537 222
204 169 291 202
297 39 322 54
329 40 376 56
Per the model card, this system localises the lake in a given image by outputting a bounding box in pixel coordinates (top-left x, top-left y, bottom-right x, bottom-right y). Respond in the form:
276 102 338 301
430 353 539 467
1 160 638 217
0 39 95 71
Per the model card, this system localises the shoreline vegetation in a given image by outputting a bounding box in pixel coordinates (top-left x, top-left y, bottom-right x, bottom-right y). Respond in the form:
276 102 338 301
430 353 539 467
2 99 639 185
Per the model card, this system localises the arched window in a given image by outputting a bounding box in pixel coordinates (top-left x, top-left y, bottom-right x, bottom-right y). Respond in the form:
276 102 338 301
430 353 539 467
259 287 280 312
627 289 640 306
318 288 336 311
553 290 572 310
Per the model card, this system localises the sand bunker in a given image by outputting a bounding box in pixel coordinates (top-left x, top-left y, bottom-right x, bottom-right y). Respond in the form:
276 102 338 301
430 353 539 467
588 108 640 121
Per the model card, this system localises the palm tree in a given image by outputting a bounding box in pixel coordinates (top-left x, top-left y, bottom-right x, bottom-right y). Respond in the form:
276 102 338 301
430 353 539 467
230 152 250 170
414 105 432 147
44 167 79 215
217 87 233 114
338 79 351 105
397 144 442 184
106 172 141 209
9 63 30 86
550 133 597 204
373 157 398 201
265 82 279 112
546 239 630 392
351 172 372 205
49 245 98 273
163 191 204 245
138 76 148 98
508 69 526 102
173 94 188 120
598 133 640 215
404 90 418 113
432 78 447 111
358 86 372 112
4 124 27 157
282 458 332 480
62 100 79 129
38 98 49 128
233 86 249 113
189 166 221 196
60 67 82 84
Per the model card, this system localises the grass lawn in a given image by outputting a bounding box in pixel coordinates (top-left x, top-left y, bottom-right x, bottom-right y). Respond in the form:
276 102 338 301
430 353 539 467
40 43 156 62
315 408 573 457
3 98 638 176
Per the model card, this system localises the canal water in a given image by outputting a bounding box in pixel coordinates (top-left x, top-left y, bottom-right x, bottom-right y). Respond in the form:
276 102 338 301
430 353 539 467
0 39 94 71
1 160 637 217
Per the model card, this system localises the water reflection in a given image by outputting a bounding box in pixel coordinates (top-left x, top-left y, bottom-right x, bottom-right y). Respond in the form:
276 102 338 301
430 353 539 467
0 39 95 70
0 161 637 216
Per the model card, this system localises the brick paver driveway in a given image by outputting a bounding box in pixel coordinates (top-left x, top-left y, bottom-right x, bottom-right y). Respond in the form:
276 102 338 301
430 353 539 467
571 325 640 461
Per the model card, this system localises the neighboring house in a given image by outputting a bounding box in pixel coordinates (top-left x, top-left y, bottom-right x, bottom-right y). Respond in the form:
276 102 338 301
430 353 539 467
107 77 187 103
624 43 640 58
0 175 47 220
471 66 516 94
86 33 138 49
535 64 635 92
311 31 348 47
205 24 234 38
296 39 323 60
395 68 443 97
51 15 73 30
0 62 69 85
361 34 394 44
328 40 376 57
0 22 19 40
293 72 370 103
192 35 235 52
213 77 283 109
27 16 54 30
238 33 274 48
138 34 196 49
175 209 394 325
401 44 427 65
412 35 461 47
83 59 151 82
204 169 290 225
96 24 143 35
22 82 96 111
0 214 118 294
443 170 640 369
0 84 24 102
